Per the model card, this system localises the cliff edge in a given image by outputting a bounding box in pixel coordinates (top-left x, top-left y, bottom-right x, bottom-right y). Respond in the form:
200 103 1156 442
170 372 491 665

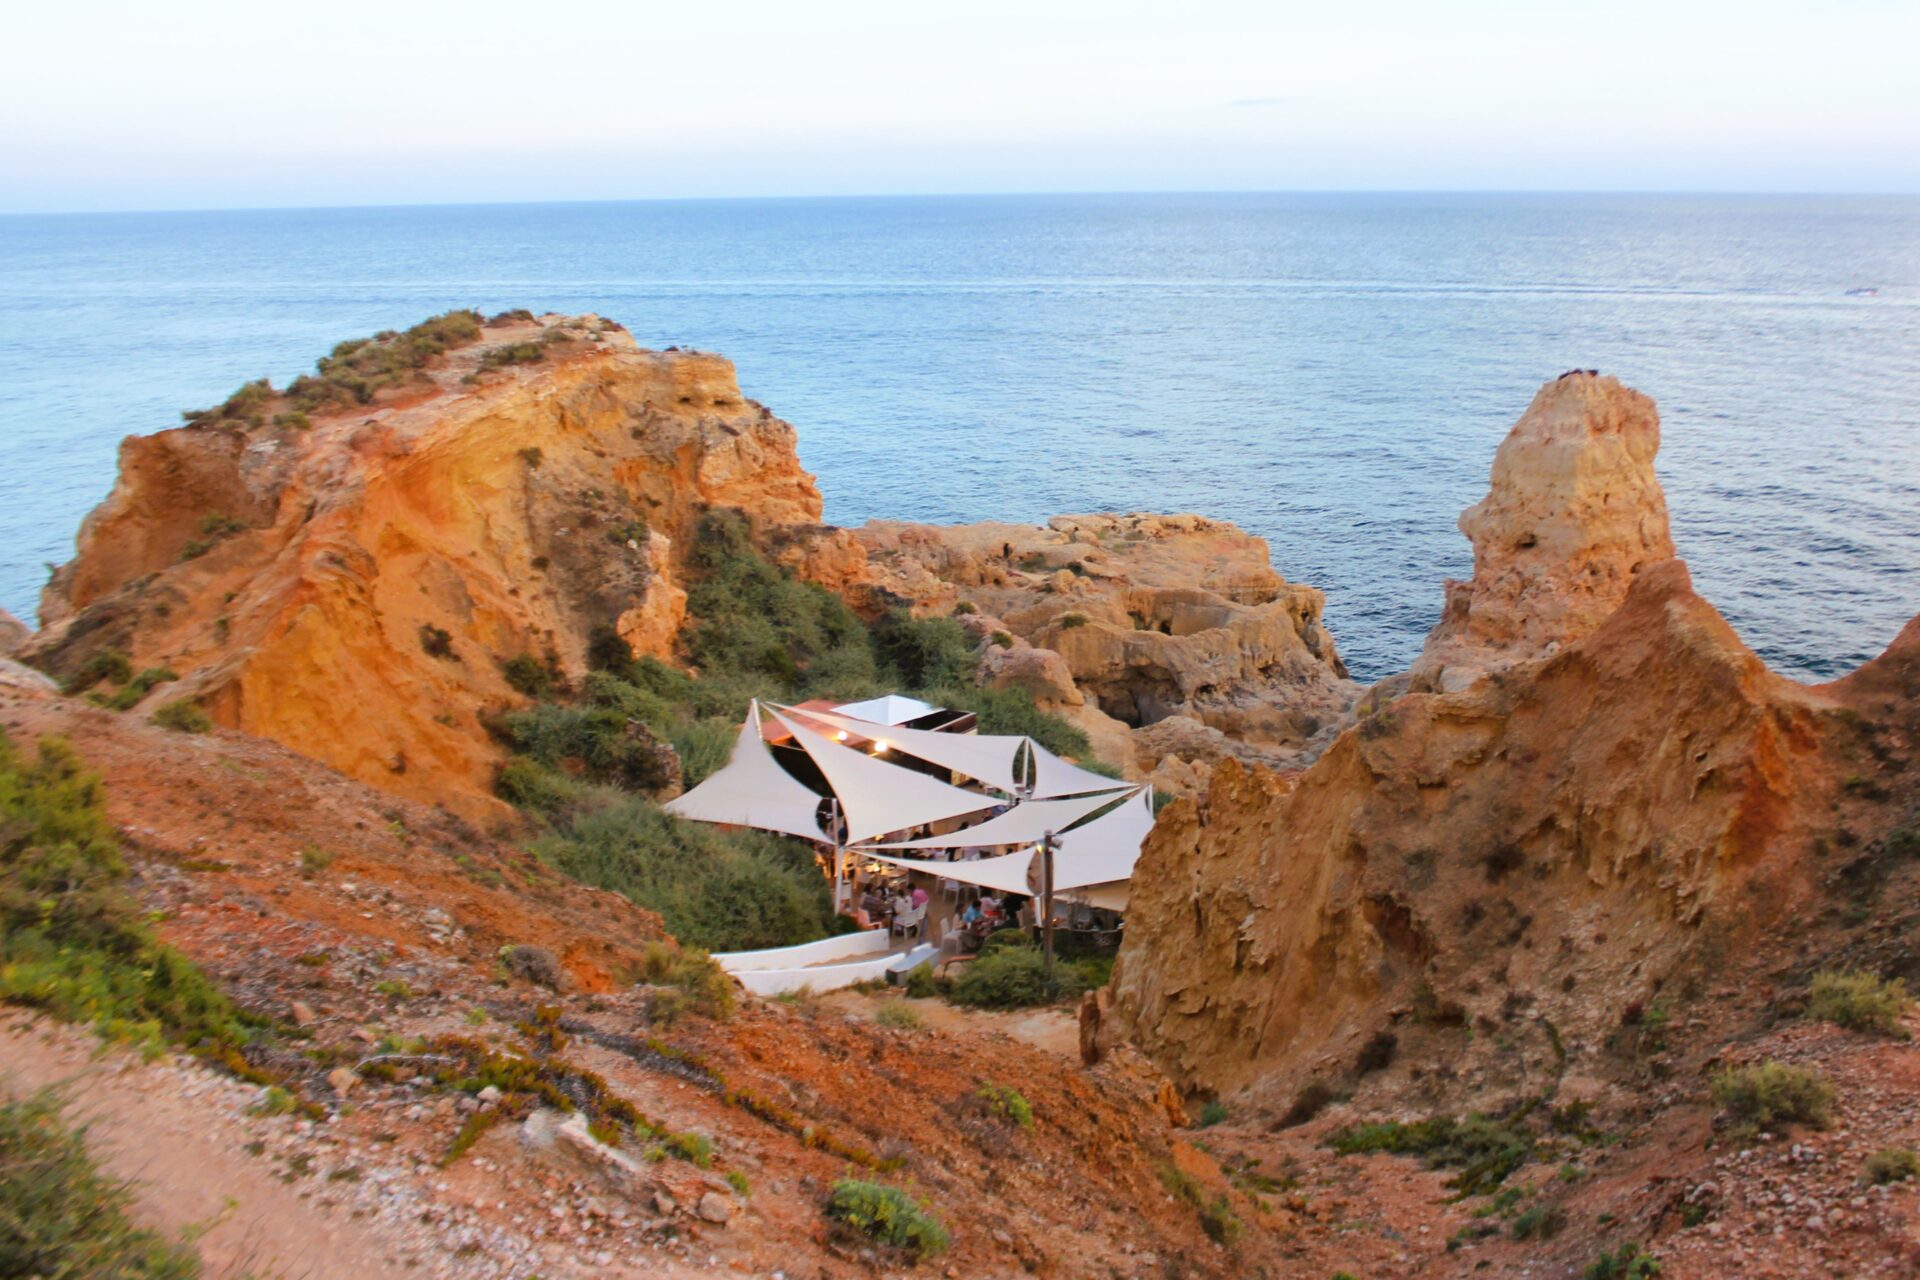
23 314 860 820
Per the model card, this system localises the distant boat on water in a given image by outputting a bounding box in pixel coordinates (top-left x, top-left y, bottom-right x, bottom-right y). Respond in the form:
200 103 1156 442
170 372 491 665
1845 287 1880 296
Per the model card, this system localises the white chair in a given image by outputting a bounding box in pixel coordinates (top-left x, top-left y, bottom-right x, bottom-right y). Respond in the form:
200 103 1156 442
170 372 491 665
891 903 926 940
939 876 959 901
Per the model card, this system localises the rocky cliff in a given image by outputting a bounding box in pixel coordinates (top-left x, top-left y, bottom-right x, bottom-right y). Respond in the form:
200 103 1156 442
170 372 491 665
856 512 1358 790
1106 373 1889 1111
23 314 859 820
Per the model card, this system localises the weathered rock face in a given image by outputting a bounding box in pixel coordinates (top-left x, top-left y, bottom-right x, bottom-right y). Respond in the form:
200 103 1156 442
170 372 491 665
856 512 1359 786
24 316 849 821
1106 374 1857 1109
1413 372 1674 693
0 607 26 657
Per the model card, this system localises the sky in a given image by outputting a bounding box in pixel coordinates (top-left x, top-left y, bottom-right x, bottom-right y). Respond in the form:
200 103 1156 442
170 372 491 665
3 0 1917 213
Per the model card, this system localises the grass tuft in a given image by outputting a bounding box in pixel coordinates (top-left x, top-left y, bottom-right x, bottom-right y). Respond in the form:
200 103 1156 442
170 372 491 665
1710 1062 1833 1135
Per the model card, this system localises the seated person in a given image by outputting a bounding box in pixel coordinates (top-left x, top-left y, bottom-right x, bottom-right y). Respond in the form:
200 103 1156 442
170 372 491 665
890 890 913 920
961 901 984 929
910 884 929 909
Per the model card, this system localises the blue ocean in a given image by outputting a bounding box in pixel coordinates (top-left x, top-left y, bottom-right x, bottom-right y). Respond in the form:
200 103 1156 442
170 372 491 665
2 193 1916 681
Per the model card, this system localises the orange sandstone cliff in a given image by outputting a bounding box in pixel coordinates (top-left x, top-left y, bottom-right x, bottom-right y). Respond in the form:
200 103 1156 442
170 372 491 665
1106 373 1895 1110
23 315 862 821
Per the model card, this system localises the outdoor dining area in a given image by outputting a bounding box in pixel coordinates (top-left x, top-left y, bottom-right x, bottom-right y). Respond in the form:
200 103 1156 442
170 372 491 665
664 694 1151 983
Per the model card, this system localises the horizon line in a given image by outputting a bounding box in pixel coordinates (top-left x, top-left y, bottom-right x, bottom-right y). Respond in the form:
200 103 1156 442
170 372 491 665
6 186 1918 220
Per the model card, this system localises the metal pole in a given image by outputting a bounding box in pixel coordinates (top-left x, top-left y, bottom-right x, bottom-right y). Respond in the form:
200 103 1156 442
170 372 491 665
1041 828 1056 982
830 797 846 913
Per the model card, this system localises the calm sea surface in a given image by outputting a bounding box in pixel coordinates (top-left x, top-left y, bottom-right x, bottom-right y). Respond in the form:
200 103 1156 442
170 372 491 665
2 193 1917 681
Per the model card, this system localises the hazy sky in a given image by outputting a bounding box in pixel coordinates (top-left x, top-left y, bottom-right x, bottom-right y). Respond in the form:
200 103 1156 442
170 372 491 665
5 0 1917 212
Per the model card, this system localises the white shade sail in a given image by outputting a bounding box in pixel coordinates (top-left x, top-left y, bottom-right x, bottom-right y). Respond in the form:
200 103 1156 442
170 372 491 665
866 790 1157 894
857 786 1135 851
862 849 1039 897
768 708 998 844
664 702 826 841
830 693 941 725
1028 739 1127 799
778 704 1027 797
1048 787 1157 886
1061 882 1130 913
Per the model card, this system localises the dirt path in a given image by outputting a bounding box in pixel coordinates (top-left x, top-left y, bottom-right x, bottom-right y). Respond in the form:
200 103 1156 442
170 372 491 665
0 1014 420 1280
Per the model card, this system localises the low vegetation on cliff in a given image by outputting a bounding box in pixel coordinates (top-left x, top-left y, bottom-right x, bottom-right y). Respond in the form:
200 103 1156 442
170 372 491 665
0 1088 204 1279
0 729 253 1055
182 309 488 426
491 510 1107 954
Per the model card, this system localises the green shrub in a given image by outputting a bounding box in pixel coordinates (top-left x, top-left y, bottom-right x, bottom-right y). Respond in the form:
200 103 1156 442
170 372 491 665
534 801 831 953
903 962 939 999
501 653 552 698
102 668 178 712
1585 1243 1660 1279
874 1001 923 1031
948 940 1083 1010
493 758 586 814
683 511 879 698
586 625 634 672
1512 1203 1567 1239
0 731 251 1053
297 846 332 877
870 613 974 690
951 601 977 616
634 940 735 1021
1059 612 1089 629
825 1179 949 1258
419 625 455 660
0 1088 202 1278
1196 1099 1229 1128
61 649 132 696
496 702 681 793
1710 1062 1834 1134
1860 1148 1920 1186
976 1083 1033 1129
483 341 545 368
725 1169 750 1196
1327 1114 1533 1196
500 944 565 990
1809 970 1909 1036
185 312 486 424
989 630 1014 649
150 701 212 734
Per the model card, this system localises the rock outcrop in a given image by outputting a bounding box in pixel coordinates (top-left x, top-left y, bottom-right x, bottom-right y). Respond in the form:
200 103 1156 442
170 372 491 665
1412 372 1673 693
23 315 855 820
1106 374 1864 1109
856 513 1359 790
0 606 27 656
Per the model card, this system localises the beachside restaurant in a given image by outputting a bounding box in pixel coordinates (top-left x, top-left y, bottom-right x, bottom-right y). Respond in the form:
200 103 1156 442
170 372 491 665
663 694 1154 994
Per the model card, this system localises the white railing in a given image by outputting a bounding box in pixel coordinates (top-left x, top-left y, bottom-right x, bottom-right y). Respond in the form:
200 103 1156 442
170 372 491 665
713 928 890 973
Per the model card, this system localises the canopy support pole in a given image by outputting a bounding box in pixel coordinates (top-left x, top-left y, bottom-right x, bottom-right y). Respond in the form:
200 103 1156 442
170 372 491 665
830 797 848 912
1041 828 1056 984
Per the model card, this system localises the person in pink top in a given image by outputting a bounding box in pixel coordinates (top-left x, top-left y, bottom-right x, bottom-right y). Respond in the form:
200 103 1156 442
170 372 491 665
910 884 929 909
